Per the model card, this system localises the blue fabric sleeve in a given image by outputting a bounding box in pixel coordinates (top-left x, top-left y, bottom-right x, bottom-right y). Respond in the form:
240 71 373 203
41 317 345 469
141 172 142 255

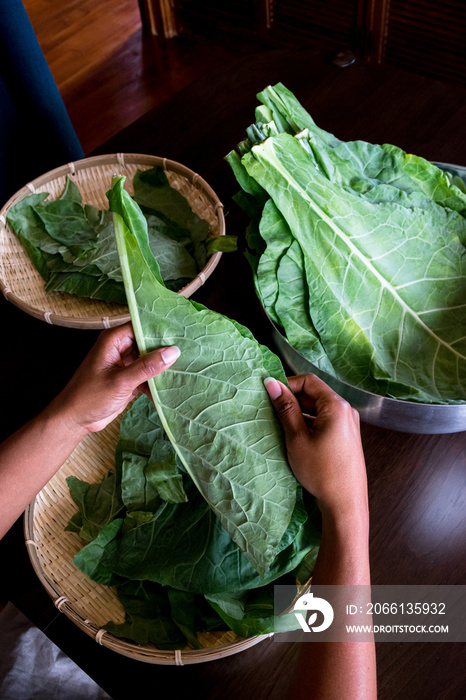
0 0 84 207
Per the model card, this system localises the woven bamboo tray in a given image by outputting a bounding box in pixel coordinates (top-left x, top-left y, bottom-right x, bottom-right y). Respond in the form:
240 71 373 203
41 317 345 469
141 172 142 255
23 411 272 665
0 154 225 329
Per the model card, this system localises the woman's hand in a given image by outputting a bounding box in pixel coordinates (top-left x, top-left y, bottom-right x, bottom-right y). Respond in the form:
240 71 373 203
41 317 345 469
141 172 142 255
0 323 180 539
264 373 368 519
49 322 180 437
266 374 376 700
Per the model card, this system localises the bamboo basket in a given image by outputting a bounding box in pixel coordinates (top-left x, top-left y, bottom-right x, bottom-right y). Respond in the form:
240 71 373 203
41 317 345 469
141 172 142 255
0 154 225 329
23 411 272 665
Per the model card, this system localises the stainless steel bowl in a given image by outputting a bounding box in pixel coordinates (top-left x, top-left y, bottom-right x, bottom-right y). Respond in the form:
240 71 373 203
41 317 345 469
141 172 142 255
268 316 466 434
264 162 466 435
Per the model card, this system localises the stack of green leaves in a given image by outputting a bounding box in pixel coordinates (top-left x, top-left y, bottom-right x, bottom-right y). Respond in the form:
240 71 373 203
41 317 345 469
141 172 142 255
225 83 466 405
64 177 320 649
7 166 235 304
66 393 320 648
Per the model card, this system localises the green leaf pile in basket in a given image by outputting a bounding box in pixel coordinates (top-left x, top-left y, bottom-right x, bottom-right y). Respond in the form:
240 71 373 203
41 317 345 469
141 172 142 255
64 176 320 649
7 167 235 304
225 83 466 405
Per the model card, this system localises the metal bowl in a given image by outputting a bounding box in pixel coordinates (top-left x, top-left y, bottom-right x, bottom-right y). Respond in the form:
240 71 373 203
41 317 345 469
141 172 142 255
265 162 466 435
267 315 466 434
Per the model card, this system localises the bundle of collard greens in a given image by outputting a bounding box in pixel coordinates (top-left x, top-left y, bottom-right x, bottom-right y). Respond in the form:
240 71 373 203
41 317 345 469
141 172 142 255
226 83 466 405
65 177 320 649
7 167 234 303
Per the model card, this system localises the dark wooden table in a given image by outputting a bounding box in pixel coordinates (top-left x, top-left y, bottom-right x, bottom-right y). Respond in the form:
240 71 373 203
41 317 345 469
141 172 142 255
1 49 465 700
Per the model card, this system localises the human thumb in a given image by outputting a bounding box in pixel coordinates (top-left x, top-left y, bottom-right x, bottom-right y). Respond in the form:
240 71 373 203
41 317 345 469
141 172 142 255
264 377 308 444
119 345 180 391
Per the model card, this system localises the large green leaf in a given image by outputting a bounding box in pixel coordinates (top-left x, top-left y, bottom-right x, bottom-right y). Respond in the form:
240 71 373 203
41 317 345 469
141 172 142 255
166 589 203 649
242 133 466 404
274 239 335 374
205 586 301 637
120 452 160 513
146 215 197 281
68 397 317 594
6 193 69 277
255 198 293 324
65 472 124 541
109 176 298 575
115 391 168 473
116 394 187 504
72 518 124 586
68 395 320 645
253 199 334 373
44 270 127 304
7 172 210 304
227 84 466 404
132 167 210 270
34 199 98 258
256 83 466 223
41 207 197 285
104 580 187 649
97 477 319 594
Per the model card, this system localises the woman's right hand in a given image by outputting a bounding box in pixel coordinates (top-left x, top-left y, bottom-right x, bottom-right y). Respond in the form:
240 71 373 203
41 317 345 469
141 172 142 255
264 373 368 519
49 322 180 437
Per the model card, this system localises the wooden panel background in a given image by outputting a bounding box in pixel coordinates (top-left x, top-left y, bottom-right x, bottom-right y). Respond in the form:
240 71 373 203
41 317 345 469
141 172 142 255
270 0 361 48
172 0 466 85
385 0 466 84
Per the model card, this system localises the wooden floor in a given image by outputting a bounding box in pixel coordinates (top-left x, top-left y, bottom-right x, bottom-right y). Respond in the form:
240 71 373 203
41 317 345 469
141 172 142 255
23 0 260 154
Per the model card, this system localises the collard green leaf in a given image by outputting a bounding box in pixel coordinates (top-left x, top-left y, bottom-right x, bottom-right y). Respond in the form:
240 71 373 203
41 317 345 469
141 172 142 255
120 452 160 513
7 172 213 304
62 208 121 279
167 589 202 649
206 234 238 255
292 546 320 586
6 193 69 275
257 83 466 222
115 394 163 477
72 518 123 585
121 510 155 534
255 199 293 324
98 478 319 594
205 590 275 637
40 206 197 285
64 511 83 535
44 270 127 304
132 167 209 241
224 150 268 204
59 176 82 204
233 190 265 223
6 192 50 235
146 215 197 281
110 176 297 576
274 239 335 374
227 83 466 405
104 582 225 649
68 397 320 643
205 586 300 637
104 580 187 649
66 472 124 541
116 394 187 503
34 199 98 258
132 166 210 270
146 442 187 504
242 132 466 404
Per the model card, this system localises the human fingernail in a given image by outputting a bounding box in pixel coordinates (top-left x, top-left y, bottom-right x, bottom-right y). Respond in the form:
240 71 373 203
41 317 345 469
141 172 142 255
161 345 181 365
264 376 282 400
